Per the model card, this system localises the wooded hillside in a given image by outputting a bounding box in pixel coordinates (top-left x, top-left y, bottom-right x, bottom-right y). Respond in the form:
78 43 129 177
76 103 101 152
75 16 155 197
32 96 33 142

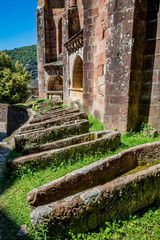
1 45 37 79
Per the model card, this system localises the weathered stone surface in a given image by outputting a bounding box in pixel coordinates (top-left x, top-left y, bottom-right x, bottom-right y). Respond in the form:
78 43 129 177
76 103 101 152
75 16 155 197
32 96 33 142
20 112 88 132
22 132 99 155
30 163 160 236
14 119 89 151
27 141 160 212
35 100 62 111
7 131 120 173
0 103 8 122
30 108 79 124
7 105 29 136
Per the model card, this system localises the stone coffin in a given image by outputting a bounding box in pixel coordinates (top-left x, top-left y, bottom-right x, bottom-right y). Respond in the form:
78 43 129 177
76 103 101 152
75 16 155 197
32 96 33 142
14 119 89 152
35 100 62 111
28 142 160 236
22 131 104 155
27 141 160 212
7 131 120 172
30 108 79 124
30 164 160 236
20 112 88 133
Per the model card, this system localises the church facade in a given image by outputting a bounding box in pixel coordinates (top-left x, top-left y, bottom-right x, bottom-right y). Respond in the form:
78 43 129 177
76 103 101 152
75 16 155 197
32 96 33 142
37 0 160 132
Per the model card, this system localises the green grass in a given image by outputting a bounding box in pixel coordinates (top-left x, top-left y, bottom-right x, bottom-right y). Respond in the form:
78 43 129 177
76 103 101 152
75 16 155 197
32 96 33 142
88 115 103 132
1 124 160 239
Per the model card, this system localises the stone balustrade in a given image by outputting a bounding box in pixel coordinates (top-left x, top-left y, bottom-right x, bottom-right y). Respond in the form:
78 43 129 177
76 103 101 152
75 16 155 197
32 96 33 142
64 29 83 53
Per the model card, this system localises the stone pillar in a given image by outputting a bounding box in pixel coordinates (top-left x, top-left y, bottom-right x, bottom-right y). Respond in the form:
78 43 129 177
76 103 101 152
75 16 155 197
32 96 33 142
70 0 77 7
83 0 99 114
140 0 160 130
63 11 70 106
104 0 148 133
37 4 47 98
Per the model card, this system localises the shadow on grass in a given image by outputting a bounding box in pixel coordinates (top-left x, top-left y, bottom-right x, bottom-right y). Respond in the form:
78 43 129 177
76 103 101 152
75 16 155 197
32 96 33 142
0 211 34 240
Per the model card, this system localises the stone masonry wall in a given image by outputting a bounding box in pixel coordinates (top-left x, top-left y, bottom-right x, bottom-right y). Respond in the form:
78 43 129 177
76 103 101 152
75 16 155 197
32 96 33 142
0 104 8 122
7 106 29 136
93 1 107 121
140 0 160 130
83 0 100 114
104 0 135 132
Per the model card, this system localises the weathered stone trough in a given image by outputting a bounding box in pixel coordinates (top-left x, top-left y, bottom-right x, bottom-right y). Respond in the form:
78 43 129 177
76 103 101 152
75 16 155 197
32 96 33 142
22 131 98 155
30 108 79 124
28 142 160 236
14 119 89 152
35 100 62 111
7 131 120 171
20 112 88 133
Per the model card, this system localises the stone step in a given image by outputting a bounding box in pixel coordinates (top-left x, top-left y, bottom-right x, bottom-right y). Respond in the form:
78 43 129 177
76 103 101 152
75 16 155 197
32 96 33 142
14 119 89 152
30 108 79 124
7 131 120 172
21 112 88 133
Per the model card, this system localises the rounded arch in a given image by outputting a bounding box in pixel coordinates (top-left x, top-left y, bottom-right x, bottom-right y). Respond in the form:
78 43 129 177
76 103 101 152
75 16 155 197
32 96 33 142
47 75 63 91
73 55 83 88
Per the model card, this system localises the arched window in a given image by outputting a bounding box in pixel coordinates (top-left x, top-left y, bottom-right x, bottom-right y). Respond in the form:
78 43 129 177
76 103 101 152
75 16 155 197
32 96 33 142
58 18 62 54
73 56 83 88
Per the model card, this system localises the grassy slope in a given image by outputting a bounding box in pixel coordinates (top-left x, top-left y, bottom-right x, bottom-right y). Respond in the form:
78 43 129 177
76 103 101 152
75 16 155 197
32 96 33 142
0 119 160 239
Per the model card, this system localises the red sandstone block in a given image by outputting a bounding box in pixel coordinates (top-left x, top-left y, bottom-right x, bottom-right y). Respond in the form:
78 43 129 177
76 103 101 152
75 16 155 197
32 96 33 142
89 8 99 16
84 62 94 71
88 71 94 80
97 65 104 76
98 53 105 65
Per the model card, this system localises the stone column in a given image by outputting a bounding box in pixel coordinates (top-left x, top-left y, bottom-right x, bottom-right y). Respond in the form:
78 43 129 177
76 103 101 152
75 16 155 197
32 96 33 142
70 0 77 7
37 4 47 98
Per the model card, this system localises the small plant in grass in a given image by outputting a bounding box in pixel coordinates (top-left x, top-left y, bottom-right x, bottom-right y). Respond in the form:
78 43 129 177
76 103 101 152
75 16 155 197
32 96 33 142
62 103 69 108
88 115 103 132
34 224 50 240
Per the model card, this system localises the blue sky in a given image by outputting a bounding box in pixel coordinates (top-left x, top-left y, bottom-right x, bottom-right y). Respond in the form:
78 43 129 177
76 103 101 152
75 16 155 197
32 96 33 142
0 0 37 51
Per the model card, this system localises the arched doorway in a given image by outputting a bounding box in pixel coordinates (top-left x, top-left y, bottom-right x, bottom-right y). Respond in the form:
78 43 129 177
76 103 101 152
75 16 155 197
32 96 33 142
73 55 83 89
70 55 83 101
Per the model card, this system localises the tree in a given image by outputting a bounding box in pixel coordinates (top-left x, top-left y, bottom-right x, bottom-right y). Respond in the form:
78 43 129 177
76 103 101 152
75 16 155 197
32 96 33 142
0 53 30 104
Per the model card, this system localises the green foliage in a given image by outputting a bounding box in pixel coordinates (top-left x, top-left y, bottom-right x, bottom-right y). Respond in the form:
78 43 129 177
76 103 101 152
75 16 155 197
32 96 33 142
0 52 12 70
2 45 37 79
0 53 30 104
